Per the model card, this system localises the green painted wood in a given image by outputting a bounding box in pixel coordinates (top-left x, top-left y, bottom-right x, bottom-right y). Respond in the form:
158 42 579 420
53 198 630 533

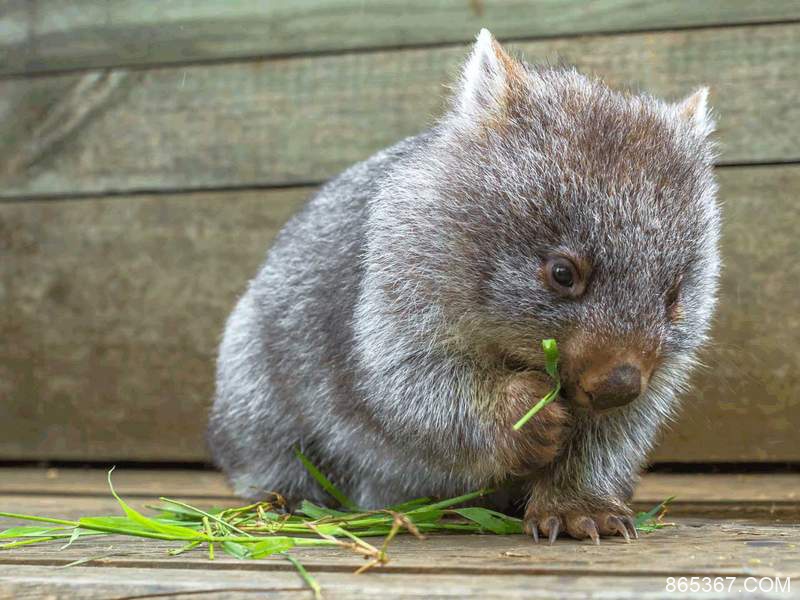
1 0 798 75
0 23 798 200
0 166 797 462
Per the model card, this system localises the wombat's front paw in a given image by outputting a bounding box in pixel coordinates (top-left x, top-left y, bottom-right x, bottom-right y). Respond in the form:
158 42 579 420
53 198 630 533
523 501 638 544
500 372 569 470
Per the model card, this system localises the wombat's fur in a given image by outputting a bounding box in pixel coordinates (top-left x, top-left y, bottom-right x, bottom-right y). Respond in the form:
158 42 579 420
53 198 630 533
208 30 720 542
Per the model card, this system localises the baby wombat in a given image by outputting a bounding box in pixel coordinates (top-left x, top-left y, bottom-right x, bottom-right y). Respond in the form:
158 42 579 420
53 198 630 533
209 29 721 543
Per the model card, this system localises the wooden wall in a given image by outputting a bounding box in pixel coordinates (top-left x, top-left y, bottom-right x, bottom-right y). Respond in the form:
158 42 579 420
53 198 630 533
1 1 798 462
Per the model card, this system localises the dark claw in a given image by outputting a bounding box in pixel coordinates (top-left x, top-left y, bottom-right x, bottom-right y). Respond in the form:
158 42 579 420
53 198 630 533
622 516 639 539
581 518 600 545
544 516 560 544
607 515 630 542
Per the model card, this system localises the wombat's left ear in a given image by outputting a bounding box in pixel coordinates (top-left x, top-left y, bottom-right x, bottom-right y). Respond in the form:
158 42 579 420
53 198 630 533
676 87 715 137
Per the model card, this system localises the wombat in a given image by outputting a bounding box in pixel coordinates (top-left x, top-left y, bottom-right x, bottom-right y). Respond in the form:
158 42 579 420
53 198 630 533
208 29 721 543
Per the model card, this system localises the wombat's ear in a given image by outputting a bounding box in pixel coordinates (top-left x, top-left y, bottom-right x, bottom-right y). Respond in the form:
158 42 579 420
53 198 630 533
676 87 715 138
453 29 524 123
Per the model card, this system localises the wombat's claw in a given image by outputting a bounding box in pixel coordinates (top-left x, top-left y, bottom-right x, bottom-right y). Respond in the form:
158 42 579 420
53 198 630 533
543 516 561 544
525 510 638 543
597 513 638 542
574 516 600 545
606 515 630 542
523 518 539 543
625 516 639 540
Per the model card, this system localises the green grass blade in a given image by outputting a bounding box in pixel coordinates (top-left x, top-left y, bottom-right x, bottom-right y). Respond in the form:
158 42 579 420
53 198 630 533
0 512 78 527
160 497 250 537
59 527 82 550
0 525 71 539
221 541 251 559
283 552 322 600
106 468 202 540
410 488 493 511
542 338 559 379
635 496 676 532
298 500 351 521
1 536 62 549
386 497 432 512
451 508 524 534
295 449 357 510
248 537 296 559
56 550 120 569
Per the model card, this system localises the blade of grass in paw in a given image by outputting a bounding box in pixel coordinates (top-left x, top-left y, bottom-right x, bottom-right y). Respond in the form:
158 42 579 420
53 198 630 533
513 338 561 431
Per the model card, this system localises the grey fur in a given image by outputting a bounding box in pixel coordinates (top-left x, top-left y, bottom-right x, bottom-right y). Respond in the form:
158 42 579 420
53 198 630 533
208 31 720 519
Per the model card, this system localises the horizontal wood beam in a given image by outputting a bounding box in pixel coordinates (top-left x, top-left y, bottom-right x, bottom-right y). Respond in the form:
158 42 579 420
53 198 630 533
0 24 798 199
2 1 799 76
0 165 797 462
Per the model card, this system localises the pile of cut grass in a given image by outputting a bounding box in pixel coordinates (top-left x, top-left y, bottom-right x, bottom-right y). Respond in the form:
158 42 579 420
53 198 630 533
0 450 673 598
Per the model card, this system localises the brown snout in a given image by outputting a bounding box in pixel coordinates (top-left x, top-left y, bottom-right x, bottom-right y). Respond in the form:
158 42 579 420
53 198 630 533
579 363 644 411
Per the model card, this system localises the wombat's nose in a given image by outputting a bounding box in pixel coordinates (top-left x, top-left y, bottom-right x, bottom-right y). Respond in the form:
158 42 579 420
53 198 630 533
580 364 642 411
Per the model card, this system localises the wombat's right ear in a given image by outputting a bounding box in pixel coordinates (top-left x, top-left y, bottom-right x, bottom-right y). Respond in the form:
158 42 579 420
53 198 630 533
452 29 524 124
676 87 715 138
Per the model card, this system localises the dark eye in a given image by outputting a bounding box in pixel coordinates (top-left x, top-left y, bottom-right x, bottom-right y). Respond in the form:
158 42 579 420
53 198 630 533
544 256 585 297
551 263 574 287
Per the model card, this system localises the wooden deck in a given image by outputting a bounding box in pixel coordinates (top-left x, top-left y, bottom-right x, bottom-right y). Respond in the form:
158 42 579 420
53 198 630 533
1 468 798 598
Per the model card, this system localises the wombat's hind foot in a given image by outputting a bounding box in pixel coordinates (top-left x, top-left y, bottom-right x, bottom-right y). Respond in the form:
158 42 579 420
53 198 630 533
524 509 638 544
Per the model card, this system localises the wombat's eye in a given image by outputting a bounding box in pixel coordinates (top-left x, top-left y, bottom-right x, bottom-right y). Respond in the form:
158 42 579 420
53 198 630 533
552 263 573 287
544 256 585 297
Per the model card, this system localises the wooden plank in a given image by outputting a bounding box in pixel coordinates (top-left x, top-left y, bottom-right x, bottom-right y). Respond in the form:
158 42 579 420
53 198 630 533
634 474 800 503
0 468 234 498
0 473 797 599
0 187 310 461
6 564 775 600
1 24 798 199
655 165 800 462
0 165 798 462
2 1 799 76
3 469 798 507
1 525 798 578
1 496 798 578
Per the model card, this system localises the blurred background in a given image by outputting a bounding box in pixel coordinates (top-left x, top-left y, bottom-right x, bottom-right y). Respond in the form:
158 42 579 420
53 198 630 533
0 1 797 468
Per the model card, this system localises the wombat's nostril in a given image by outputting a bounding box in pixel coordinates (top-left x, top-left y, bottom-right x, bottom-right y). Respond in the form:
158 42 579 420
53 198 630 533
582 364 642 411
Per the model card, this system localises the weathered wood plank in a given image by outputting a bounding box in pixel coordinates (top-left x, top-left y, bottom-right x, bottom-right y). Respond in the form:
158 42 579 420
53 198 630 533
1 494 797 578
6 564 774 600
2 1 799 76
656 165 800 462
0 468 233 498
3 469 798 506
1 24 798 199
0 188 310 461
0 166 798 462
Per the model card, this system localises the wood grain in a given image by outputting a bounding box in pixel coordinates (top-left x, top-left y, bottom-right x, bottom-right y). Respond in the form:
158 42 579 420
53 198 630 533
0 166 797 462
0 187 310 461
1 24 798 199
2 1 798 75
0 468 234 498
0 471 797 598
2 470 798 518
0 494 797 579
6 563 788 600
655 165 800 462
1 521 797 578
